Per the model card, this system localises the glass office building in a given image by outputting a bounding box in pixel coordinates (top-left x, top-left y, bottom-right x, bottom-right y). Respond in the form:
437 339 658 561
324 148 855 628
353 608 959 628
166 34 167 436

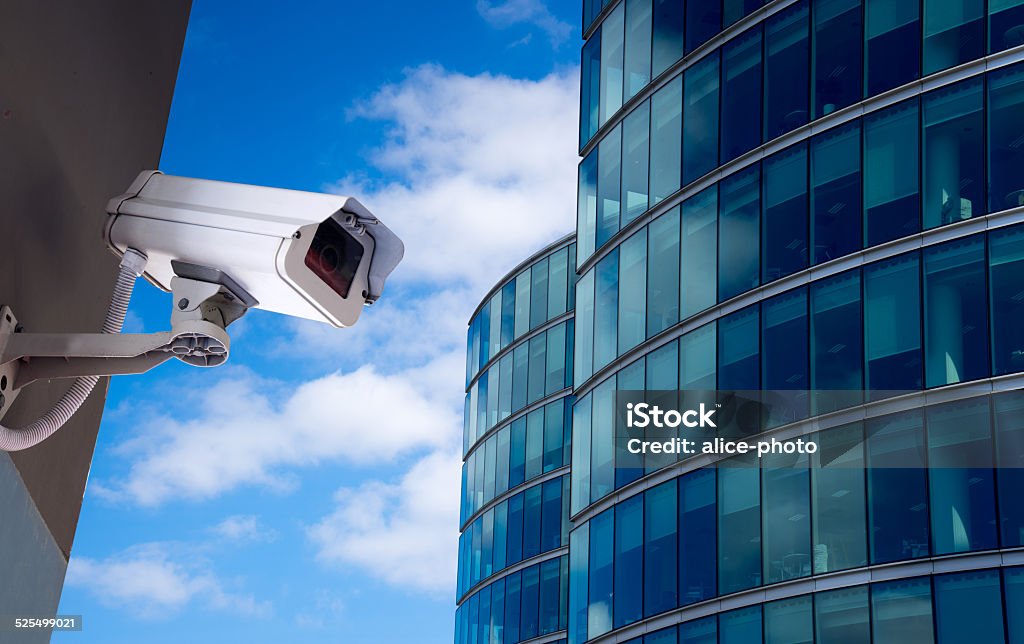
457 0 1024 642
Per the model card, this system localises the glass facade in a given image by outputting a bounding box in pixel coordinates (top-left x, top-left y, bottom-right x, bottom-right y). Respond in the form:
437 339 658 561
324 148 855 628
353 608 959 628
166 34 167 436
457 1 1024 642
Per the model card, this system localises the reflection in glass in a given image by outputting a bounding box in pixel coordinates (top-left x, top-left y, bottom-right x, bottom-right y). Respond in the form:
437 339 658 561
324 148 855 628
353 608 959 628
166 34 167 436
864 100 920 246
765 2 810 139
865 0 920 94
811 122 862 265
721 28 762 163
922 78 983 229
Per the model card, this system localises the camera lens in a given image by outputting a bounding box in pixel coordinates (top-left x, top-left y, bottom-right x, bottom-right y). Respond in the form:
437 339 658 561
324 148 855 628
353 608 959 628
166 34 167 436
304 219 365 299
318 246 340 273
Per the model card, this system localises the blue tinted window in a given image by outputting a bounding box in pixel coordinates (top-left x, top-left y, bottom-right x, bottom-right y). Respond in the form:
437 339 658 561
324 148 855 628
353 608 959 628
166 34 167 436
493 501 507 573
927 398 997 554
719 306 760 391
996 392 1024 547
762 289 809 425
924 235 990 387
1005 566 1024 643
871 577 935 642
865 252 923 392
810 270 863 413
763 143 809 281
543 401 564 472
724 0 763 25
581 35 601 148
720 605 763 643
991 0 1024 53
505 571 521 643
812 423 868 573
684 0 720 55
922 78 984 229
614 495 643 628
763 448 811 584
681 322 717 390
644 481 677 617
622 101 651 224
651 77 683 204
507 492 524 563
811 122 862 264
521 565 540 640
653 0 686 75
765 3 810 139
523 484 542 559
546 324 568 396
597 125 622 250
679 469 716 605
682 53 719 185
571 394 592 515
575 269 595 388
594 249 619 373
478 585 491 643
619 229 648 354
765 595 813 644
600 3 625 127
512 344 529 411
528 335 546 405
681 187 718 318
530 259 549 331
865 0 920 94
989 63 1024 214
625 0 653 100
864 100 921 246
501 281 516 347
588 509 614 639
680 616 716 644
647 626 678 644
541 478 564 552
579 149 598 264
539 558 561 635
568 523 589 644
935 570 1004 643
991 225 1024 375
867 410 930 563
490 579 504 644
924 0 983 74
719 166 761 301
815 586 870 643
721 27 763 163
719 457 762 594
510 418 526 487
591 379 616 503
647 207 681 337
813 0 863 117
526 409 543 480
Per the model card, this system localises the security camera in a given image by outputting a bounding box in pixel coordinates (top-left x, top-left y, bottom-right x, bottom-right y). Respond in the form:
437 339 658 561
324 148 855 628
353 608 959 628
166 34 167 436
105 170 404 328
0 171 404 451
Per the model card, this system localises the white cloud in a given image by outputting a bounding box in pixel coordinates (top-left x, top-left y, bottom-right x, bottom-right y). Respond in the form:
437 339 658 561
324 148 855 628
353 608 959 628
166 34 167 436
307 449 462 595
65 543 269 619
211 515 277 543
333 63 579 294
94 357 462 506
476 0 573 46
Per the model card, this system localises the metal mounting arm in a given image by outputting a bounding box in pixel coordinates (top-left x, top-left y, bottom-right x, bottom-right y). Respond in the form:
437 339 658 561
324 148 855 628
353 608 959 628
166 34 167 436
0 275 248 419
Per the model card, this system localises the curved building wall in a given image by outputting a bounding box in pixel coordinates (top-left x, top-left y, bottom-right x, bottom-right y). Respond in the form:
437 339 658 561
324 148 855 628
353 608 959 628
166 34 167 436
457 0 1024 642
568 0 1024 643
456 235 577 644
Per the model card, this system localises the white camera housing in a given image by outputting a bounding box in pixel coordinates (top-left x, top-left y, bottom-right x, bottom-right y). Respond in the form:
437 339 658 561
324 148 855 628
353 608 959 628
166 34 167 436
104 171 404 327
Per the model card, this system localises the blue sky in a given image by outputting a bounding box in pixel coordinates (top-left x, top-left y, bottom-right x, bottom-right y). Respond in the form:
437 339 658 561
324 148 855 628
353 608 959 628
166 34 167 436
55 1 579 642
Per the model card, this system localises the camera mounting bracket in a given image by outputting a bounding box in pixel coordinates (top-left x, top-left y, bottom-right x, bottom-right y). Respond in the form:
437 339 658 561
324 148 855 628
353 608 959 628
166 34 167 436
0 276 249 421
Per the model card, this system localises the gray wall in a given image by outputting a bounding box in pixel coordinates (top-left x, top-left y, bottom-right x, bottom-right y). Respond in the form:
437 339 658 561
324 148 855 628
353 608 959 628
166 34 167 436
0 0 191 621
